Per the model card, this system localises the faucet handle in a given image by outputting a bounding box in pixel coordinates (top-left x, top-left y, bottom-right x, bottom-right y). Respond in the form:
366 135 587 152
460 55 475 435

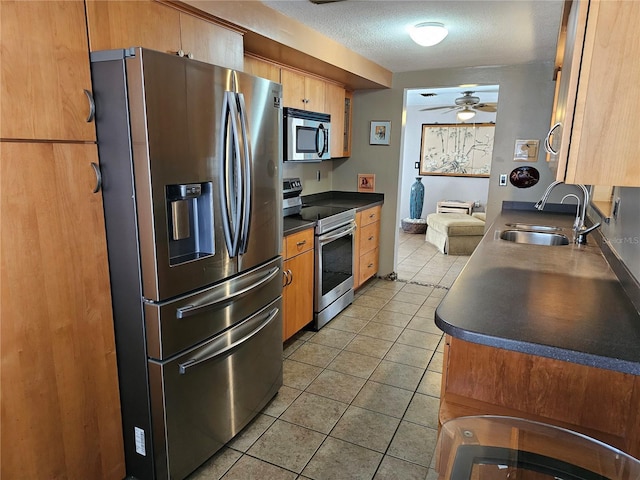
577 222 601 245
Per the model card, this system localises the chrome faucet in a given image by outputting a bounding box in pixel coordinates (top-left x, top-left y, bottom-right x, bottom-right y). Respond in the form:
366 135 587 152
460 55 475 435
534 181 600 244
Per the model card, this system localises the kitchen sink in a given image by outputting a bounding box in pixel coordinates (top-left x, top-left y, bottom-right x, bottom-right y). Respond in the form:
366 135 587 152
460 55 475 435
504 223 563 232
500 230 570 246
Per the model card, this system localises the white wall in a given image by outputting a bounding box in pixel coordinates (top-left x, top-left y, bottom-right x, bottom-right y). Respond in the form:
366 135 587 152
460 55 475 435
398 101 496 223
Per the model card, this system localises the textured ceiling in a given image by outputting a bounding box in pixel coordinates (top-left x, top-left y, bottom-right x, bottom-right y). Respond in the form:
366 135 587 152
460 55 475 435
260 0 564 73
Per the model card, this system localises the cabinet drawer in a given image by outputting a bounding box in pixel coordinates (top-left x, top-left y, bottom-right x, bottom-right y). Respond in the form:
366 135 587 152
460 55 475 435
358 247 379 285
359 206 381 228
284 228 314 259
359 221 380 255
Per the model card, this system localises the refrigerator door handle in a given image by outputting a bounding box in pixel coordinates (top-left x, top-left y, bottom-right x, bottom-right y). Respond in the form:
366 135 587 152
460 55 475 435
236 92 252 255
219 91 243 257
175 266 280 319
178 307 279 374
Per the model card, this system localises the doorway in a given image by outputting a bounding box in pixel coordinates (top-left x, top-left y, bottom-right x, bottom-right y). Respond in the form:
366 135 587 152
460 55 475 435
394 85 499 285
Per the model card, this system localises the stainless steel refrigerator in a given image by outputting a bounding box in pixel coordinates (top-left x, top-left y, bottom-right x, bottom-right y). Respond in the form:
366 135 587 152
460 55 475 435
90 48 283 480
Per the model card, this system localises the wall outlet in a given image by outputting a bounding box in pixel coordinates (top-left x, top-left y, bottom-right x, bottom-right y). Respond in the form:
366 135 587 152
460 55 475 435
414 162 419 169
499 174 508 186
316 170 321 181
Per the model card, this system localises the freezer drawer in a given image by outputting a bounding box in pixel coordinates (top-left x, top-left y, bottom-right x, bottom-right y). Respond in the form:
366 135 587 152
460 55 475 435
145 256 282 360
148 297 283 480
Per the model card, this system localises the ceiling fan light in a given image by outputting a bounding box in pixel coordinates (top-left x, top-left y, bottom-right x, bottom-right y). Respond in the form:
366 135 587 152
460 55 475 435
409 22 448 47
457 108 476 122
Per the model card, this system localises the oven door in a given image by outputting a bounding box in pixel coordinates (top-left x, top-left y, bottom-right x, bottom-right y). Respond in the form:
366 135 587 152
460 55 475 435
315 220 356 311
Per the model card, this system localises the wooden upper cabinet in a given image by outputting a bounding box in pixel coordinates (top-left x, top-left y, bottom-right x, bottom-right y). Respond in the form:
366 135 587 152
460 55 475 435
548 0 640 186
0 1 95 141
325 82 346 158
1 143 125 479
86 0 182 54
86 0 243 69
281 68 326 112
179 13 243 70
244 55 281 83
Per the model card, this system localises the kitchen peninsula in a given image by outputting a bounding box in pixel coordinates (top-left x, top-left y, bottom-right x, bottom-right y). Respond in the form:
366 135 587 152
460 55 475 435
435 203 640 458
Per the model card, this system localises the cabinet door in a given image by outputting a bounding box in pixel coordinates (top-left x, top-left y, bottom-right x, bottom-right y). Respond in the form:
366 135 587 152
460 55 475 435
359 247 379 286
180 13 243 69
281 69 307 109
325 82 346 158
304 76 326 113
283 250 314 340
0 143 125 479
0 1 95 141
566 0 640 186
545 0 588 178
244 56 281 83
86 0 182 54
281 69 326 112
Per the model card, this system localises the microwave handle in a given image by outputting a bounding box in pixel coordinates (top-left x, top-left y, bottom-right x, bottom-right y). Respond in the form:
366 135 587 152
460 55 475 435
317 124 328 158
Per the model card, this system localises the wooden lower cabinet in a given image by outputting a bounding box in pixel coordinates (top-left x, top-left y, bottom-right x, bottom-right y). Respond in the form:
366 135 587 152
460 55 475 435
282 228 314 341
440 335 640 459
0 142 125 479
354 205 381 289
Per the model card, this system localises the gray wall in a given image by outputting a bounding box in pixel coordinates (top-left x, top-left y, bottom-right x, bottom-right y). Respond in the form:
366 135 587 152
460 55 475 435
333 61 558 276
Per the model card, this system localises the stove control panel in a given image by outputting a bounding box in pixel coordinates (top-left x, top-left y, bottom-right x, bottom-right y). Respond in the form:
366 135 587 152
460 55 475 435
283 177 303 216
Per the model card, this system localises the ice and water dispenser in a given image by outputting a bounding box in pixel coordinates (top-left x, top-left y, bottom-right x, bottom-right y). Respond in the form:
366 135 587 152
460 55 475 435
166 182 214 265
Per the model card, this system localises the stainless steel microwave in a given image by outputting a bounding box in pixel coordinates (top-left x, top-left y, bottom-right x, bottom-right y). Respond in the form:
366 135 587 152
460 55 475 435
283 107 331 161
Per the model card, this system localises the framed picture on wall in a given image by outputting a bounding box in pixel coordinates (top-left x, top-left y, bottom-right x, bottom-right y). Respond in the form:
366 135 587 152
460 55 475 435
419 123 494 177
369 121 391 145
357 174 375 192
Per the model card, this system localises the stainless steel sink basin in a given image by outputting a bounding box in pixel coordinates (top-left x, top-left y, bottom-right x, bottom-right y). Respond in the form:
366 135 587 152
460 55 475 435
504 223 563 232
500 230 570 246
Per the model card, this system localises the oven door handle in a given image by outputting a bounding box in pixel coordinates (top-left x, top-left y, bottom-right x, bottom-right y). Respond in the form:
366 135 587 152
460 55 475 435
178 307 279 374
317 221 356 245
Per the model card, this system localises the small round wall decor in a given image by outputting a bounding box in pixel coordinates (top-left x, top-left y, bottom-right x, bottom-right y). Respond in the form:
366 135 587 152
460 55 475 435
509 166 540 188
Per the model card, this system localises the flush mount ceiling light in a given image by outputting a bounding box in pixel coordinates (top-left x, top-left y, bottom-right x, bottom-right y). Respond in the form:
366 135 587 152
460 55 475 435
457 107 476 122
409 22 448 47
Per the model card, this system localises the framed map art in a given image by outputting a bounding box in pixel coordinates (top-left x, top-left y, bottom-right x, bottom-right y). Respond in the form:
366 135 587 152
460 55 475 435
419 123 495 177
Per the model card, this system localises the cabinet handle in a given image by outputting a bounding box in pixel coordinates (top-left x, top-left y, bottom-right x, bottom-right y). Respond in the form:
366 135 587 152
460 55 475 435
282 270 290 288
368 236 374 241
367 263 374 268
91 162 102 193
296 240 307 247
286 269 293 286
544 122 561 155
369 213 376 219
83 89 95 123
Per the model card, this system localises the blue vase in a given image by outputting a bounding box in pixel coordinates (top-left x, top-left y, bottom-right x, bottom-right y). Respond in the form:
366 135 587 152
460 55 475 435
409 177 425 219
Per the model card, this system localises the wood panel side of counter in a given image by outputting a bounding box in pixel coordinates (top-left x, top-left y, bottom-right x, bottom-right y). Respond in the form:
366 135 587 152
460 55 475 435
440 336 640 458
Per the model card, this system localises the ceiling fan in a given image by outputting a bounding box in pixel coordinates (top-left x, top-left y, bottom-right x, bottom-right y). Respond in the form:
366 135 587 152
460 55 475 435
420 91 498 114
308 0 346 3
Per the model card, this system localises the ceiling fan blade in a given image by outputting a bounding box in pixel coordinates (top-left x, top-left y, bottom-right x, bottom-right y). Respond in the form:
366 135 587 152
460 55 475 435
308 0 345 3
419 105 454 111
475 104 497 112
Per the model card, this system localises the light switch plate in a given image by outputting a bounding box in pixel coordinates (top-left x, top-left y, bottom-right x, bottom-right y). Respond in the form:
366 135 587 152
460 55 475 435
499 174 507 186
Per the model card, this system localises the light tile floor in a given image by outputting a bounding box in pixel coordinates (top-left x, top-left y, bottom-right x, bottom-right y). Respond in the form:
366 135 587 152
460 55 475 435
187 230 470 480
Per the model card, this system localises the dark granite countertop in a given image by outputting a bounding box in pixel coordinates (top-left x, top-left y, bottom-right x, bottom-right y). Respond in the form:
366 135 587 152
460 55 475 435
283 191 384 236
435 204 640 375
301 191 384 210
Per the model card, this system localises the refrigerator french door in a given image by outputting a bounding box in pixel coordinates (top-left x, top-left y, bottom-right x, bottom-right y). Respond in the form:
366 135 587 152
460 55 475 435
91 47 283 480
